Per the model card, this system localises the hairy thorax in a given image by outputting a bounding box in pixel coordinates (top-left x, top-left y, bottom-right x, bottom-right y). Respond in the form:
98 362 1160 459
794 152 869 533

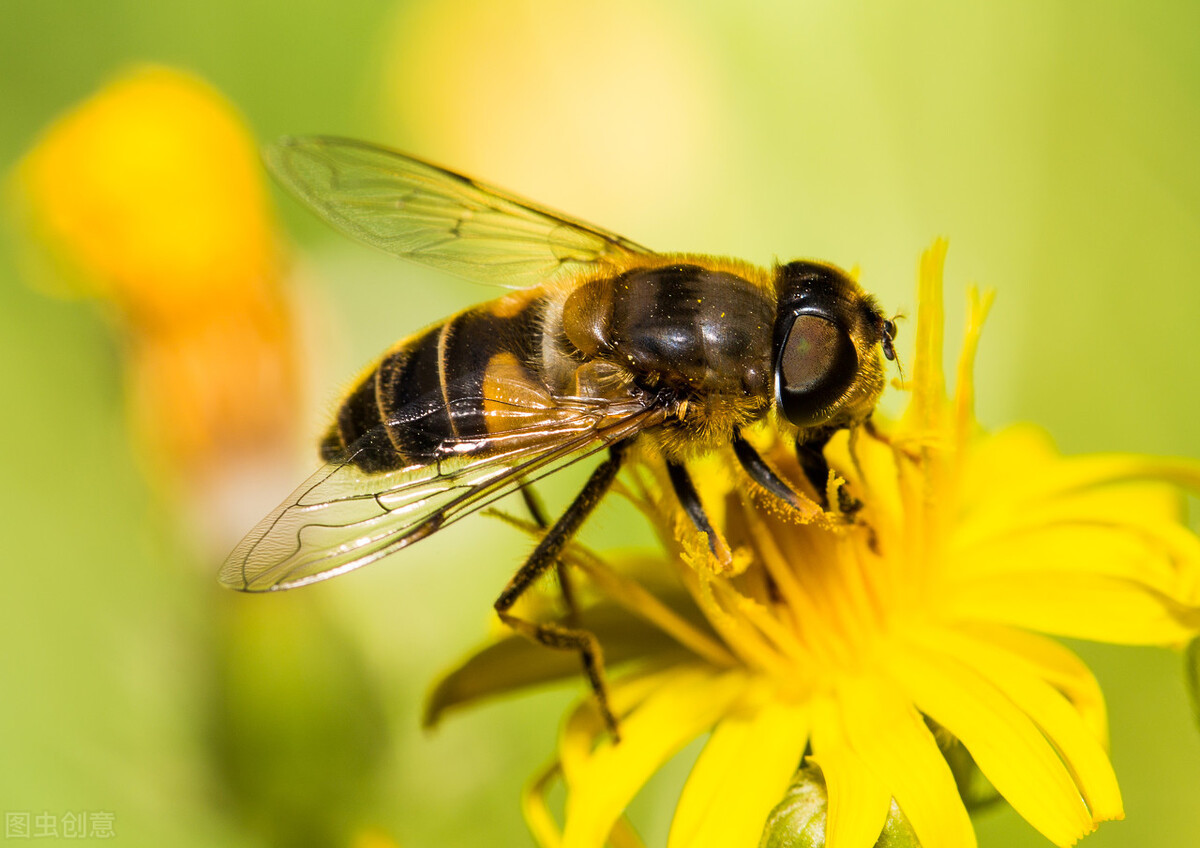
547 260 777 456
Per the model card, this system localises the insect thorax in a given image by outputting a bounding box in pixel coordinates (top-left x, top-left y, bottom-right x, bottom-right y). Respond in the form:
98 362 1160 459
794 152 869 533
560 263 774 397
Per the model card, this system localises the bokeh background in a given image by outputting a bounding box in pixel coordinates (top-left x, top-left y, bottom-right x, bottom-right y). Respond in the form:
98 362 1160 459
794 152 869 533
1 1 1198 846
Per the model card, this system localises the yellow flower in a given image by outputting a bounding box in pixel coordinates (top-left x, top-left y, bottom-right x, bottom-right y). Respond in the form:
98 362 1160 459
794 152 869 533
11 66 297 493
15 65 279 324
430 241 1200 848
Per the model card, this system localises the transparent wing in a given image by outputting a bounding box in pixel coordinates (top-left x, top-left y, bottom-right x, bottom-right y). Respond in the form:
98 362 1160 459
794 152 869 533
265 136 651 288
219 395 663 592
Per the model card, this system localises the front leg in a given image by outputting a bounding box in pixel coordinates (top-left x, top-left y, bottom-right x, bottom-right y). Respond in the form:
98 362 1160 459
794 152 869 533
666 460 733 568
796 428 861 516
731 431 822 521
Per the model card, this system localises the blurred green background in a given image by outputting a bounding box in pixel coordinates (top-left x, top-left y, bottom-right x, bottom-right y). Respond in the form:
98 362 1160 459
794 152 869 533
1 1 1198 846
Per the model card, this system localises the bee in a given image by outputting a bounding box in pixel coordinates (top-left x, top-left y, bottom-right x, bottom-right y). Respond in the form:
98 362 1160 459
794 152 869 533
221 137 897 735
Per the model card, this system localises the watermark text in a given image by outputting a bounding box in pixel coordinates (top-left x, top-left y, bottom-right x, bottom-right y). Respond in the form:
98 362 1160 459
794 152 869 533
4 811 114 839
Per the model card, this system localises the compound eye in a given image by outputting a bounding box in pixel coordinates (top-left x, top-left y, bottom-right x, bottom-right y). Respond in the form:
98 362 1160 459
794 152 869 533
776 313 858 427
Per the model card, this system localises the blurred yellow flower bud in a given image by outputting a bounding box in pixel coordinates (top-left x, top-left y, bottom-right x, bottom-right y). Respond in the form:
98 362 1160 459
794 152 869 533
17 65 279 325
12 66 298 510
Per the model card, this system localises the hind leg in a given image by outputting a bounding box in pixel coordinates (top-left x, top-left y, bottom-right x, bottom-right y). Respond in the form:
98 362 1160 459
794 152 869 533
495 443 627 739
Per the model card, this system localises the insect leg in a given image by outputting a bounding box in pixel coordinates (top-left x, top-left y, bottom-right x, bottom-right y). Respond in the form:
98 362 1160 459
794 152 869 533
495 443 627 739
731 431 814 514
666 461 733 567
495 610 616 737
497 443 626 610
796 430 861 516
518 482 579 624
518 482 550 527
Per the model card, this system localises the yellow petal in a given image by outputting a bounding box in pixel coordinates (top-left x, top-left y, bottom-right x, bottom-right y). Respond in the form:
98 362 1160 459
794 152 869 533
946 571 1200 645
824 679 977 848
562 667 748 848
951 285 994 450
970 449 1200 515
668 697 809 848
807 733 892 848
904 238 949 433
949 523 1188 597
524 762 564 848
559 664 690 787
350 829 403 848
956 475 1189 548
952 623 1109 745
909 627 1122 823
958 424 1059 508
891 647 1094 846
609 819 648 848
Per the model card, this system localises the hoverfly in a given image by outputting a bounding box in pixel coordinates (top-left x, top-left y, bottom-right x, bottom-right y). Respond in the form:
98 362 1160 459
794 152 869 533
221 137 897 735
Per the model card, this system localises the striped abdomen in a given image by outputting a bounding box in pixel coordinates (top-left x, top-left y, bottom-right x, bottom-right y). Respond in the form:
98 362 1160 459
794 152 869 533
322 292 548 472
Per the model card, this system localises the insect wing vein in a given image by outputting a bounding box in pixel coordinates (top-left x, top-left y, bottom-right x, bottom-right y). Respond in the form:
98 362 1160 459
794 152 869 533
219 399 661 592
265 136 650 288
